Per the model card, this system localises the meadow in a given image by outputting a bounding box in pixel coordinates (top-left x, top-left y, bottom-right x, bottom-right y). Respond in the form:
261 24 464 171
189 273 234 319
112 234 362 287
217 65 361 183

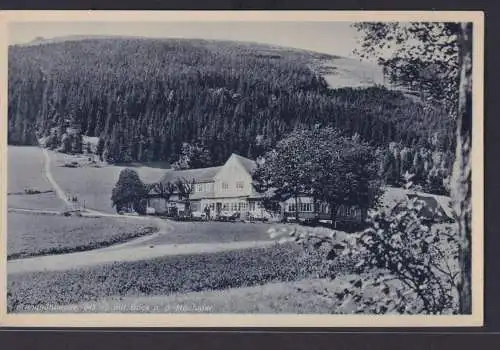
7 243 358 313
7 146 64 211
48 150 169 213
127 221 275 248
7 211 157 260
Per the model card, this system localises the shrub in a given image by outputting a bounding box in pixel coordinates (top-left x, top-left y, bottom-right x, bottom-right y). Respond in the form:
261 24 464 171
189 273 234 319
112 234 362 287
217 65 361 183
24 188 41 195
111 168 147 213
268 177 460 314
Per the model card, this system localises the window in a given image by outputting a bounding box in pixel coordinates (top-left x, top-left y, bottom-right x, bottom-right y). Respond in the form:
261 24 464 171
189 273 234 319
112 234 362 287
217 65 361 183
320 203 328 214
231 202 238 211
289 202 313 212
338 206 346 216
191 202 200 212
196 184 203 193
236 181 244 191
249 202 256 211
299 203 313 212
239 202 247 211
222 182 229 191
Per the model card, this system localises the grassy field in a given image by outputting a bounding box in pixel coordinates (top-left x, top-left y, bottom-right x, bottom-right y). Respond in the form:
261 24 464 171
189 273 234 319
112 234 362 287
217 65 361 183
7 211 158 260
48 151 169 213
51 274 400 314
128 221 275 248
7 146 64 211
7 243 359 313
8 192 64 211
6 244 302 311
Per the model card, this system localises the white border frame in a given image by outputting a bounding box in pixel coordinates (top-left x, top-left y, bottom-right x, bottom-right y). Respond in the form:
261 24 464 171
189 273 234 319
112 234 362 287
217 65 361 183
0 10 484 327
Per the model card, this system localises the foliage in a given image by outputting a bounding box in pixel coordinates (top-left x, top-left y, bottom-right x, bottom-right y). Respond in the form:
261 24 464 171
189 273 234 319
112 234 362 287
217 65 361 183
149 181 176 202
96 136 105 160
254 127 383 222
380 143 452 195
8 38 453 164
353 22 460 117
353 21 472 314
60 133 71 153
72 133 83 154
174 177 195 214
269 178 460 314
173 142 213 170
111 168 148 213
312 129 383 219
253 127 316 221
44 130 60 150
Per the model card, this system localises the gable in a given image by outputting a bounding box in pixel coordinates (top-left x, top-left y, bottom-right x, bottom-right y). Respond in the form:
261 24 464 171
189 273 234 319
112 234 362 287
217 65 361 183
232 153 257 174
215 155 252 181
392 194 454 222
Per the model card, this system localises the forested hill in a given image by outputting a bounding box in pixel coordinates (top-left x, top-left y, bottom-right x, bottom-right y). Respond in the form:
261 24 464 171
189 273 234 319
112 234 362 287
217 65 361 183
8 37 455 165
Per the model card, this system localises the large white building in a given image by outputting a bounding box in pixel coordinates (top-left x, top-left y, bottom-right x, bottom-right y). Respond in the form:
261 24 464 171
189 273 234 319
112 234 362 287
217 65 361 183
146 153 364 223
147 154 266 218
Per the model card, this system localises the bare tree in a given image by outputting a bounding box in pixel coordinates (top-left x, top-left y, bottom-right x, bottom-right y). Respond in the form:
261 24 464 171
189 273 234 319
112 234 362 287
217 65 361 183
175 177 195 215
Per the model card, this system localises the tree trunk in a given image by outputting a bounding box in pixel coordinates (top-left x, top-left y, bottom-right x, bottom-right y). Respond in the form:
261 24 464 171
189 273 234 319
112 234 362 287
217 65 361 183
294 194 299 222
330 202 338 229
452 22 473 314
313 195 319 221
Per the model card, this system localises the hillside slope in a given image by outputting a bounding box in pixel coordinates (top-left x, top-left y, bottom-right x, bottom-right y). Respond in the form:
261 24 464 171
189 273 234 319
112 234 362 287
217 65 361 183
8 37 454 164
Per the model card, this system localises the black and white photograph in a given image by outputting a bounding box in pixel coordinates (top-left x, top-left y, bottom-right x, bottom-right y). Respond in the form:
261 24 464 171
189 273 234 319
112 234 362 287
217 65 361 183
0 11 484 326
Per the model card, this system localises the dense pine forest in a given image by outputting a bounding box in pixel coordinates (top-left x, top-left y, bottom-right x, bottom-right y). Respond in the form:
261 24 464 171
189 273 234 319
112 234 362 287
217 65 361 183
8 37 455 193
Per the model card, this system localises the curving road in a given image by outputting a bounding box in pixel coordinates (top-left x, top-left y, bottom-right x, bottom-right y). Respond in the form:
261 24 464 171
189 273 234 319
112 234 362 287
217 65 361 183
8 240 276 274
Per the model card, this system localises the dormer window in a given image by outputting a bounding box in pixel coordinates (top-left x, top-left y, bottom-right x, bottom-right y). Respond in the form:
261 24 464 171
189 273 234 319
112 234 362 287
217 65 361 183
222 182 229 191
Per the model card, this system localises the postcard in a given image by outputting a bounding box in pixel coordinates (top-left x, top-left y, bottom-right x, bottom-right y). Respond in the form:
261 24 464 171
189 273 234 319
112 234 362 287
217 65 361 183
0 10 484 327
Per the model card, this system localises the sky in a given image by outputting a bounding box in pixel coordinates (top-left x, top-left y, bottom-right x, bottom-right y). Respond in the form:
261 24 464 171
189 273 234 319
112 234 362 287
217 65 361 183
8 21 364 59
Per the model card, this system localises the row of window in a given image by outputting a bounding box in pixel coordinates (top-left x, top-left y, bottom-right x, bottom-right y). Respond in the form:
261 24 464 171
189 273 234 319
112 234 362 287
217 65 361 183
201 201 250 212
195 183 214 193
287 203 360 217
287 203 314 213
193 181 245 193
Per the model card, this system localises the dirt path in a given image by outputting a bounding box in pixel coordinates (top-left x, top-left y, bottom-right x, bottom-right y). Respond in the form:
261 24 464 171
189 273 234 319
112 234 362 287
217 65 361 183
40 147 72 207
8 240 276 274
36 147 174 244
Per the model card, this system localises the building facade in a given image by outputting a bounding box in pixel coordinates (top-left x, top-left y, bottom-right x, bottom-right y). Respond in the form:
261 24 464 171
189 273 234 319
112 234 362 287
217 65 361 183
146 154 267 219
146 153 363 223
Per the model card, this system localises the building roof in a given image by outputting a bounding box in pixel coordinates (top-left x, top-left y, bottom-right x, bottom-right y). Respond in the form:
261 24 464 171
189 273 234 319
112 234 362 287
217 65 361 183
232 153 257 174
156 153 256 186
381 187 455 223
406 193 455 221
159 166 222 184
